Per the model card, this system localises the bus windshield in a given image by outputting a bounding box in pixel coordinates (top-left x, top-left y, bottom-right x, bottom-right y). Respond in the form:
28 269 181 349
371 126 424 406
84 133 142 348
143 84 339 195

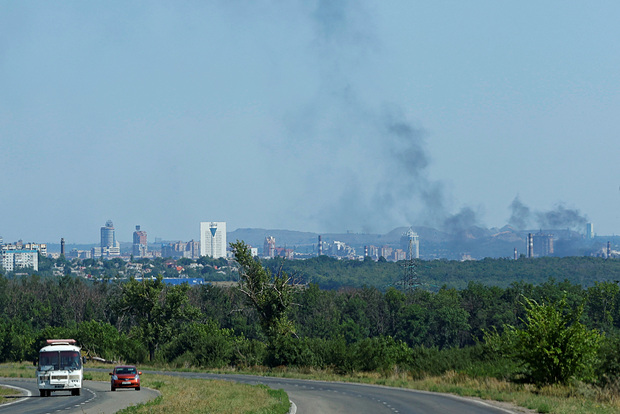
39 351 82 371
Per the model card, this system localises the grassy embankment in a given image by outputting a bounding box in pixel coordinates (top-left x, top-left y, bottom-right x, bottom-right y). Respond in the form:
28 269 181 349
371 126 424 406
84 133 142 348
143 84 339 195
2 361 620 414
0 362 289 414
219 366 620 414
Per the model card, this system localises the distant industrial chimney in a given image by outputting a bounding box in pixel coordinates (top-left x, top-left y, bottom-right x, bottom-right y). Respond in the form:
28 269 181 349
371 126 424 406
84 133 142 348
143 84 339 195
527 233 534 258
607 241 611 259
318 235 323 256
514 248 518 260
61 238 65 255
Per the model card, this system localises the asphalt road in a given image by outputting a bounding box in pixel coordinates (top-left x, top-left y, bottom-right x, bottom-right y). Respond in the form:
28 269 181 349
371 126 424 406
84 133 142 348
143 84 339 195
2 371 523 414
140 370 520 414
0 377 158 414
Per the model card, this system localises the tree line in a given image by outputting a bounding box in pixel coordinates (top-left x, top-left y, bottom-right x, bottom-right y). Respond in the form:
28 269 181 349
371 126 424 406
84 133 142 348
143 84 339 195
1 246 620 387
13 253 620 291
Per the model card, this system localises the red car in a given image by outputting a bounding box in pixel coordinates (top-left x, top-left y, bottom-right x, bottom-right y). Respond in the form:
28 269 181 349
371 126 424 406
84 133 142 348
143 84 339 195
109 365 141 391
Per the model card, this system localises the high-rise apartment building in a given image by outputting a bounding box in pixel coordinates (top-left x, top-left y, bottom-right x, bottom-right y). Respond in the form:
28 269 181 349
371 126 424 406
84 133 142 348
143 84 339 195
200 222 227 258
101 220 115 248
400 228 420 259
0 248 38 272
133 225 148 257
98 220 120 257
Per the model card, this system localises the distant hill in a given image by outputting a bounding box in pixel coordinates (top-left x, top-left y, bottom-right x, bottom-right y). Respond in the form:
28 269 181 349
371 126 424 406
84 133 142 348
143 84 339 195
228 228 319 248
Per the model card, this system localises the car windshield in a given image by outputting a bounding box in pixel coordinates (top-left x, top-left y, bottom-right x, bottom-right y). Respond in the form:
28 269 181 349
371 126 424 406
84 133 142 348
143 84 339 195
116 367 136 375
39 351 81 371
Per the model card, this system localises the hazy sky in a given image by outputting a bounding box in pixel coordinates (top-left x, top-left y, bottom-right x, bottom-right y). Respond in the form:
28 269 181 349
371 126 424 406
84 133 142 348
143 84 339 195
2 1 620 243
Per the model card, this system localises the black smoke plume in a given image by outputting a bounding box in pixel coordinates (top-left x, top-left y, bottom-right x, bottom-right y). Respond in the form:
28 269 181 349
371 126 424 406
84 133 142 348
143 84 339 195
508 196 531 229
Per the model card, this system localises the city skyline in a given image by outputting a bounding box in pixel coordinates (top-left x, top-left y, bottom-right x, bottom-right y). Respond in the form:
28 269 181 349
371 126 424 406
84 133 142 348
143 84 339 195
2 2 620 243
0 219 608 248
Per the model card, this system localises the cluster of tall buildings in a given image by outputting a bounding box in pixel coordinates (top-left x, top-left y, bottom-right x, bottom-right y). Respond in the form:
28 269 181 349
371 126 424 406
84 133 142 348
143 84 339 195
89 220 228 260
61 220 227 261
6 218 606 275
82 221 229 260
161 240 200 259
364 229 420 261
261 228 421 262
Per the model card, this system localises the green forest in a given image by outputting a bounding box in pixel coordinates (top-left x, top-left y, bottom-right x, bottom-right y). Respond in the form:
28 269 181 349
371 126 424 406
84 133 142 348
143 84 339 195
17 252 620 291
2 247 620 388
263 255 620 290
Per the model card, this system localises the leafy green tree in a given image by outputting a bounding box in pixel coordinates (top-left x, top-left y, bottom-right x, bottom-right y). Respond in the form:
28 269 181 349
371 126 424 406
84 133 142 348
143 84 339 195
76 320 125 361
231 241 295 340
160 320 237 368
353 336 412 373
291 284 340 339
488 295 603 385
424 287 471 348
116 275 200 361
586 281 619 331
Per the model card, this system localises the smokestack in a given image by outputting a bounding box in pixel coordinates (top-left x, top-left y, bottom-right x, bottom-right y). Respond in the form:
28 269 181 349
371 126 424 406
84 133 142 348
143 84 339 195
318 235 323 256
365 245 369 257
514 248 518 260
61 238 65 255
607 241 611 259
527 233 534 258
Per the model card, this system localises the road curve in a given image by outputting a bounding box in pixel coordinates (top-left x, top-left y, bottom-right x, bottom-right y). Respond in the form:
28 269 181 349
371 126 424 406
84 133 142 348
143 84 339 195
140 370 522 414
0 377 158 414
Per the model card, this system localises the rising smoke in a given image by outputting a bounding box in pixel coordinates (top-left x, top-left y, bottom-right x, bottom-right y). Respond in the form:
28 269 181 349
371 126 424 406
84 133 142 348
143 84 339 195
298 0 454 233
508 196 532 229
508 196 588 231
285 2 587 236
443 206 479 235
536 204 588 230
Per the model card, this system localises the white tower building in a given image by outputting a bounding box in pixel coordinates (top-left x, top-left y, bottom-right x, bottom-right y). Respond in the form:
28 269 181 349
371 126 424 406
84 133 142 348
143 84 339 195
200 221 227 258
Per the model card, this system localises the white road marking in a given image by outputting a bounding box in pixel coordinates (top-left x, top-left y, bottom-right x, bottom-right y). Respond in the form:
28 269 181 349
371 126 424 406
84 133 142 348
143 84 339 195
0 383 31 408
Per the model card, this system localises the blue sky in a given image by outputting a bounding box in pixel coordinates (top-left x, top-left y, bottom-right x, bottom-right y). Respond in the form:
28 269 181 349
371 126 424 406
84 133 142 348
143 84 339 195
1 1 619 243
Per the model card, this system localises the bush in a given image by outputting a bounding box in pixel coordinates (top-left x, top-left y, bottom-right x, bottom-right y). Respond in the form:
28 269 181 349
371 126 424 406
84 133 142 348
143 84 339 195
352 336 412 373
231 337 267 368
495 296 603 385
159 321 236 368
595 333 620 386
267 335 319 367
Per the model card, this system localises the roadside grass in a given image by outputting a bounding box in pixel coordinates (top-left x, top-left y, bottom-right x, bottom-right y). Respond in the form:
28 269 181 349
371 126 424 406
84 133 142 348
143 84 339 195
86 361 620 414
0 363 289 414
4 361 620 414
116 375 289 414
0 385 13 405
212 366 620 414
